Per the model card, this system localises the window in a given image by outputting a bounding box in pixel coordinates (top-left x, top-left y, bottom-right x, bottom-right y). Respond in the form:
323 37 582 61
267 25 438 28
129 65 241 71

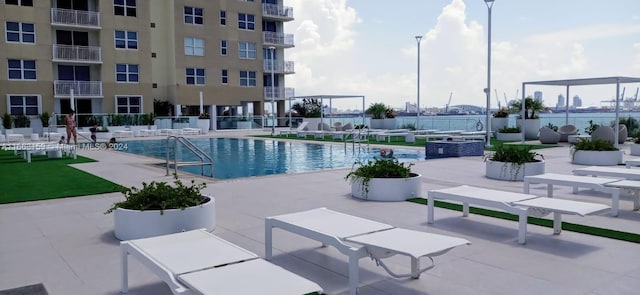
238 42 256 59
114 0 137 17
116 96 141 113
238 13 255 30
115 64 139 83
6 22 35 43
5 0 33 6
115 30 138 49
184 6 203 25
220 40 227 56
186 68 205 85
239 71 256 87
184 37 204 56
8 95 39 115
221 69 228 84
8 59 36 80
220 11 226 26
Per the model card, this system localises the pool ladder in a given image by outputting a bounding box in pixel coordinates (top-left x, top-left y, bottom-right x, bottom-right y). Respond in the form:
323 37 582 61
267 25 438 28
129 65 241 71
344 128 370 150
165 136 214 177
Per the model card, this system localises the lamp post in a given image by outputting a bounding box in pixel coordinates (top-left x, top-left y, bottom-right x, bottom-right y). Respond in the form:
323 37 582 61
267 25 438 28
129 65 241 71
269 46 276 136
415 35 423 130
484 0 495 146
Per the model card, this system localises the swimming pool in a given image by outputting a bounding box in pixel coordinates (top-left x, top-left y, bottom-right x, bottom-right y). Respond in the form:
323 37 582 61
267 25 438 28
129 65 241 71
121 138 425 179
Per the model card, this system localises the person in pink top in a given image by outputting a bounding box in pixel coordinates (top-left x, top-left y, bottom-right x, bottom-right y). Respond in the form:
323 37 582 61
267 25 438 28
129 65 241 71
65 110 77 145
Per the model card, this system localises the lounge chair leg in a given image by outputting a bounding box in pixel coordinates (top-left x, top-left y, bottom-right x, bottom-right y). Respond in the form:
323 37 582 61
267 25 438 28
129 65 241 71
427 195 435 224
553 212 562 235
634 190 640 210
462 203 469 217
121 244 129 293
265 219 273 260
612 190 620 217
548 184 554 198
348 254 359 295
410 258 420 279
517 213 527 244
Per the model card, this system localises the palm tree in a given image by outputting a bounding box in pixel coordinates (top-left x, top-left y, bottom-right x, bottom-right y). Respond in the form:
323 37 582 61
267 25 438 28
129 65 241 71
509 96 544 119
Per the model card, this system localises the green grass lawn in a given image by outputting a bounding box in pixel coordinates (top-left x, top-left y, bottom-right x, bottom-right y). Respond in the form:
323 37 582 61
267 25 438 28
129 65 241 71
0 150 121 204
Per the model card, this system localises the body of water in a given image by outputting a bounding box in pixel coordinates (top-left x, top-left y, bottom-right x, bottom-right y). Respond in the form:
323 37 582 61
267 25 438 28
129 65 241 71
122 138 424 179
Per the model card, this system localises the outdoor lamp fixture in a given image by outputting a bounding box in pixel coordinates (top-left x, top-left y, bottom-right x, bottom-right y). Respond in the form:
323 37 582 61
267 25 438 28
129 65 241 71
483 0 495 146
269 46 276 136
415 35 423 130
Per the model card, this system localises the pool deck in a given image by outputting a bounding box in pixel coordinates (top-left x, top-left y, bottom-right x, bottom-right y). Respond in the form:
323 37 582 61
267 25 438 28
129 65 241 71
1 130 640 295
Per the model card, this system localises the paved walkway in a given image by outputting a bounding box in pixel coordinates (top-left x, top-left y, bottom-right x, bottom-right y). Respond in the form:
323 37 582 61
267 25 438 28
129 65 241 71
1 131 639 294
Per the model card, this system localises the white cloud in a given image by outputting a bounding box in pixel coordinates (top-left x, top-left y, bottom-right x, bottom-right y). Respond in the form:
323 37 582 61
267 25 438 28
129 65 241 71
523 24 640 44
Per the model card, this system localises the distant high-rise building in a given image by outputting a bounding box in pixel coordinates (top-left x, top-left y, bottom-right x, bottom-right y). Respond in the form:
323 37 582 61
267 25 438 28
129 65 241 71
405 101 417 112
534 91 543 102
573 95 582 107
556 94 565 109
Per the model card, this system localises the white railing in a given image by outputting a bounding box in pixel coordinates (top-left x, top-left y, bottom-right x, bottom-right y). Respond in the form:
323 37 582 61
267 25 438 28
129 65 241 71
53 45 102 62
54 80 103 97
264 87 295 99
262 3 294 19
51 8 100 27
263 32 294 47
263 60 294 73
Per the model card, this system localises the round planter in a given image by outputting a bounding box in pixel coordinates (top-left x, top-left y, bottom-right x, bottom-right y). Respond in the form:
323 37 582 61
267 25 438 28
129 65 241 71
113 196 216 241
491 117 509 134
516 119 541 140
485 159 545 181
496 132 521 142
350 173 422 201
571 150 623 166
630 144 640 156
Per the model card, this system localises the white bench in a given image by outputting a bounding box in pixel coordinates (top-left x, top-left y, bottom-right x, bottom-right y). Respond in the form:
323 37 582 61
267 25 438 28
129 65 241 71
427 185 610 244
42 132 63 141
6 134 24 142
573 166 640 180
524 173 622 216
182 128 201 135
112 130 134 138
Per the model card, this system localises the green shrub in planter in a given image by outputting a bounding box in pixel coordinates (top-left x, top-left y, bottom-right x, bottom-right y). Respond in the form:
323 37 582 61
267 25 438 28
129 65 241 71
571 138 618 152
498 126 521 133
345 157 414 196
485 144 543 165
105 175 207 214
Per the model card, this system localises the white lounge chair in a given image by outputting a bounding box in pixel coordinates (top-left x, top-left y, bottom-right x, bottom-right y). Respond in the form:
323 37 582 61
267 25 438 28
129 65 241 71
265 207 470 295
279 121 308 137
523 173 622 216
573 166 640 180
120 229 322 295
427 185 610 244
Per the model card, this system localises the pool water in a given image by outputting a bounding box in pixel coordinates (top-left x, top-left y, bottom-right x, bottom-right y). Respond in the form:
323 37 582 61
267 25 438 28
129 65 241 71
122 138 425 179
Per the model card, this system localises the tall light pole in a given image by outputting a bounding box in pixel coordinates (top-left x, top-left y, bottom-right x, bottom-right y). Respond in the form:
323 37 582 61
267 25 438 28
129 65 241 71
269 46 276 136
484 0 495 146
415 35 423 130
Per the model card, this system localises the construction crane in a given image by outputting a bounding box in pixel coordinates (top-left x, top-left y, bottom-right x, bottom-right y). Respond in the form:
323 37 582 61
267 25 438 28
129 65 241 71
634 87 639 101
503 93 509 108
495 89 501 109
445 92 453 112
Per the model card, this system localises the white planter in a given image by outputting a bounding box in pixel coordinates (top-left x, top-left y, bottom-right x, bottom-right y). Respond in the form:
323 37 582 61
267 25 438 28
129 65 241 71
516 119 541 140
369 119 384 129
382 118 397 130
571 150 623 166
630 144 640 156
12 127 33 136
197 119 210 134
95 132 113 140
485 159 545 181
3 129 13 135
350 173 422 201
113 196 216 241
496 132 521 142
491 117 509 134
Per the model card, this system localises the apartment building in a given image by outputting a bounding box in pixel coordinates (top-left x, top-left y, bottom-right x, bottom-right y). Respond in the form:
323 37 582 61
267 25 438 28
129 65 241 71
0 0 294 128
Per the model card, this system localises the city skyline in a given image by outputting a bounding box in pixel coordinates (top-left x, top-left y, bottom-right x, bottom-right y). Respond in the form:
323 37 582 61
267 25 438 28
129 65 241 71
285 0 640 111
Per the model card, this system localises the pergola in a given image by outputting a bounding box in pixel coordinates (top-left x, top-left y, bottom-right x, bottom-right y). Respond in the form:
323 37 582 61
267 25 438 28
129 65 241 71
286 95 366 129
521 76 640 146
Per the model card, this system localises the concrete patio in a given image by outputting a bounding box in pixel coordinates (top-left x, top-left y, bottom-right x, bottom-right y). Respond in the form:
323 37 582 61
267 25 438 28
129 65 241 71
1 132 639 295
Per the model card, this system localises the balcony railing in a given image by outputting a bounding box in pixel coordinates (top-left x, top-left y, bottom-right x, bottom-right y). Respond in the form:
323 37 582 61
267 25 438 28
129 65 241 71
262 3 294 20
51 8 100 28
263 60 294 74
54 80 103 97
53 45 102 63
263 32 294 47
264 87 295 100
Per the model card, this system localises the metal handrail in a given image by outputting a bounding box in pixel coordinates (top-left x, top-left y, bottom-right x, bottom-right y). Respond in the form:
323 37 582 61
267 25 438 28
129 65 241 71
165 136 214 177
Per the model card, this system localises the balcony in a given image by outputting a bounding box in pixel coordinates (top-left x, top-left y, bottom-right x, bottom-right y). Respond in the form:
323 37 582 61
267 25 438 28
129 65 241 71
262 3 294 21
53 45 102 63
54 80 103 97
51 8 101 28
264 87 295 100
263 60 294 74
263 32 294 48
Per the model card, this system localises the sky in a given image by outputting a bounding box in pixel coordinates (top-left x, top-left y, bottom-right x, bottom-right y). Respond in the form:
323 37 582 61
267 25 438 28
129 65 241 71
283 0 640 111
